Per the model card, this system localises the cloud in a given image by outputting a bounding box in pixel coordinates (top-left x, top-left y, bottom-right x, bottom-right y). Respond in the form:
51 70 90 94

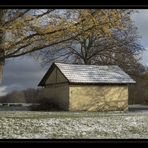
132 10 148 47
141 48 148 66
0 56 47 95
132 10 148 65
0 86 7 96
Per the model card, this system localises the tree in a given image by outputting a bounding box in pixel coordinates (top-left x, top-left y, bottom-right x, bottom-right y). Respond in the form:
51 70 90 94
0 90 26 103
0 9 127 81
0 9 126 61
0 10 6 82
36 9 144 75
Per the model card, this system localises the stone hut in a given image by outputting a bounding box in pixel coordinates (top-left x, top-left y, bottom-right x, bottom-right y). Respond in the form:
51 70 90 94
38 62 135 111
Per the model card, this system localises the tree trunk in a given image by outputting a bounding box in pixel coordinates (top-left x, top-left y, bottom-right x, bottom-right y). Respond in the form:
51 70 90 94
0 10 5 83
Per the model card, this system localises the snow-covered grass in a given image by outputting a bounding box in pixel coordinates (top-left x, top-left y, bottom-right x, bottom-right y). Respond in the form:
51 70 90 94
0 111 148 139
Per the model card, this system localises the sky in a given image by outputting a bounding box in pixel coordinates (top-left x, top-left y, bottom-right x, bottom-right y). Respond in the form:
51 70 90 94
0 9 148 96
132 10 148 65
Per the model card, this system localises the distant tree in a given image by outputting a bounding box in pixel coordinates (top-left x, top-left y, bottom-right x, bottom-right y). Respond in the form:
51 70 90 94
0 90 26 103
129 72 148 105
0 88 65 110
23 88 39 103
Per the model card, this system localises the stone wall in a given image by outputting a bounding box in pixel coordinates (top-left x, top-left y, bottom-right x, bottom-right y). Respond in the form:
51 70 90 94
69 84 128 111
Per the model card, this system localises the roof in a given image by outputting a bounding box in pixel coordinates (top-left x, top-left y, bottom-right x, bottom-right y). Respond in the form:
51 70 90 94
38 62 136 86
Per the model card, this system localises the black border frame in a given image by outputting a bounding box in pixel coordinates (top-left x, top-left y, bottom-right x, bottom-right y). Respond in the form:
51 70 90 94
0 0 147 7
0 0 148 144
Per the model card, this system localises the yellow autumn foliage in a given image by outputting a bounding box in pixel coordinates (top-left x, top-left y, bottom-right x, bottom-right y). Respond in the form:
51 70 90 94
0 9 133 60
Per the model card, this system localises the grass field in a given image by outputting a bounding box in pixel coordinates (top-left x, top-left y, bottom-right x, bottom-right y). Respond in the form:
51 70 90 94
0 111 148 139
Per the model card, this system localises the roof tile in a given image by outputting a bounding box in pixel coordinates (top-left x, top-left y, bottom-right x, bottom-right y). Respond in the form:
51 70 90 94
55 63 136 84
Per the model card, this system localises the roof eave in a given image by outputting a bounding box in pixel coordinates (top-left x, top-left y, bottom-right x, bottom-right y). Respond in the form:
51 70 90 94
68 81 136 85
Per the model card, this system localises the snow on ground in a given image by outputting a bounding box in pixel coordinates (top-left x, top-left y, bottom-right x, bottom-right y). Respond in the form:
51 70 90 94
0 111 148 139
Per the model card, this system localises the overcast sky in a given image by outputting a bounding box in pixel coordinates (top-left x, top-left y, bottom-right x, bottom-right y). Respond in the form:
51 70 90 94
132 10 148 65
0 9 148 96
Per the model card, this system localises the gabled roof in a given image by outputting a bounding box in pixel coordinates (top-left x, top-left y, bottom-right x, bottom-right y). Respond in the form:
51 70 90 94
38 62 136 86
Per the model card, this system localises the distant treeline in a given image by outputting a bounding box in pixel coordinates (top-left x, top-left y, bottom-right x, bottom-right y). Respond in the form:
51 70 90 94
0 88 62 110
129 72 148 105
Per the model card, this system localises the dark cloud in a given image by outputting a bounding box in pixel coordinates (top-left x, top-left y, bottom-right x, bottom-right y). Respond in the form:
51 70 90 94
0 56 47 95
